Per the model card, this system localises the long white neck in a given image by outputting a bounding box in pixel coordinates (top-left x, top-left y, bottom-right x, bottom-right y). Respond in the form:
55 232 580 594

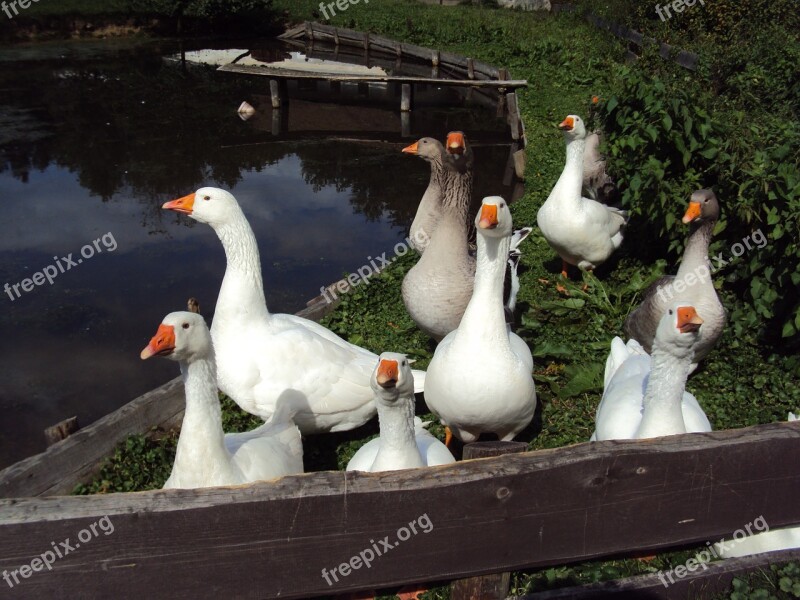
371 394 424 470
213 208 270 323
457 230 510 346
676 219 714 280
551 137 585 208
636 343 693 438
172 358 235 477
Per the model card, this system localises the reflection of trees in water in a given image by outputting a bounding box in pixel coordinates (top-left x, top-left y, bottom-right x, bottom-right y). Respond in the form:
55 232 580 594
297 141 420 229
0 43 504 233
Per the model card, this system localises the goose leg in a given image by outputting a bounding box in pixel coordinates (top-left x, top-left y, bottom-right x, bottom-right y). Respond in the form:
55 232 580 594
397 585 428 599
557 260 570 294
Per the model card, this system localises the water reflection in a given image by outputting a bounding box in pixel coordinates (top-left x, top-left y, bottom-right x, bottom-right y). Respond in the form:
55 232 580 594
0 38 517 469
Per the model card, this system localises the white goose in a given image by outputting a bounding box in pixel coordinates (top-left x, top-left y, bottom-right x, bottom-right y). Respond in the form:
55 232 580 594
424 196 537 443
537 115 628 290
162 188 426 434
141 312 303 489
346 352 455 472
712 414 800 558
592 304 712 441
624 189 726 369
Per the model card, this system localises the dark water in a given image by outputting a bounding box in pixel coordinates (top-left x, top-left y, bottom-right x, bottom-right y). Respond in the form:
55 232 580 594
0 38 517 469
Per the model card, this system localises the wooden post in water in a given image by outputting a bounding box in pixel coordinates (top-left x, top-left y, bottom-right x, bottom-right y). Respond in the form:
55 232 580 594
270 80 282 109
450 441 529 600
401 83 413 112
506 93 521 142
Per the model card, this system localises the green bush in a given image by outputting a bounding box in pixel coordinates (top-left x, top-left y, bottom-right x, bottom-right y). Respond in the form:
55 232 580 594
597 65 800 346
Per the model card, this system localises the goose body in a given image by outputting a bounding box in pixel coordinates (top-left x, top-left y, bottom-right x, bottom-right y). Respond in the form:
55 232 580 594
402 133 476 341
537 115 627 271
163 188 426 434
624 189 726 368
402 133 531 340
425 197 537 443
582 132 615 203
592 305 712 441
346 353 455 472
141 312 303 489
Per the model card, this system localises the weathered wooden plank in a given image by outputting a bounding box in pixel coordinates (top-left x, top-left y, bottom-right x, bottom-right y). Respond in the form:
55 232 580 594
1 423 798 599
0 278 345 499
284 22 499 79
0 378 185 498
217 63 528 88
520 547 800 599
451 442 528 600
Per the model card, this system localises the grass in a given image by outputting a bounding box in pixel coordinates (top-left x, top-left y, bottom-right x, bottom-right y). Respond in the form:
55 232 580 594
18 0 795 597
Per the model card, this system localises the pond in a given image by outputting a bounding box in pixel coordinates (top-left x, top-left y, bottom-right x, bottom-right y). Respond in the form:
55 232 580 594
0 37 518 469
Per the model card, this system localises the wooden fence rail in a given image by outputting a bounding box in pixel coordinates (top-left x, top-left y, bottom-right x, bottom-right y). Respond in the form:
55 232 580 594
1 422 798 598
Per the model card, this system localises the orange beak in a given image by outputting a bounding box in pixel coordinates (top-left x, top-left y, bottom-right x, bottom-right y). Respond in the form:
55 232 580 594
681 201 702 224
446 132 465 155
558 116 575 131
162 193 196 215
402 141 419 155
376 359 399 388
676 306 704 334
140 324 176 360
478 204 498 229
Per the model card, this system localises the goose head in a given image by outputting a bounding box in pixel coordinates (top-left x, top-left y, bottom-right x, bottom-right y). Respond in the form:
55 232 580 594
162 187 241 228
141 311 212 363
475 196 513 238
402 137 445 164
654 304 704 360
370 352 415 405
443 131 473 172
558 114 587 141
682 189 720 224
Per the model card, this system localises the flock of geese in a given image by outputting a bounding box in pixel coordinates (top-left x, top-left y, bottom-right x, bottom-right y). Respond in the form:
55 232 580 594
139 113 797 557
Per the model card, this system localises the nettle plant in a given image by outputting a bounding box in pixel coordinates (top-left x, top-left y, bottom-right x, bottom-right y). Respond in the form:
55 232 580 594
597 66 800 347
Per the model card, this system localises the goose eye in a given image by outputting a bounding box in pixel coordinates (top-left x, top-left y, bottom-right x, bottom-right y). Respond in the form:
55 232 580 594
500 203 506 208
182 323 190 329
203 195 211 201
668 309 674 315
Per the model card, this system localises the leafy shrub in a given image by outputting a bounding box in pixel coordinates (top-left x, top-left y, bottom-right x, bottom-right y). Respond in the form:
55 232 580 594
73 432 177 494
597 65 800 345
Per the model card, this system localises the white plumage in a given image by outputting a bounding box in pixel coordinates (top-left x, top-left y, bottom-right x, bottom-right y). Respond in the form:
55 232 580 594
141 311 304 489
592 305 712 441
162 187 425 434
347 352 454 472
